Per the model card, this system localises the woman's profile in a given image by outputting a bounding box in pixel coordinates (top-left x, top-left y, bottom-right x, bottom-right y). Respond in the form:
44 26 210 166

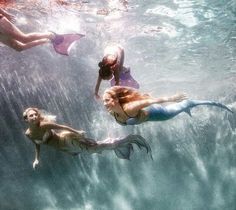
102 86 233 125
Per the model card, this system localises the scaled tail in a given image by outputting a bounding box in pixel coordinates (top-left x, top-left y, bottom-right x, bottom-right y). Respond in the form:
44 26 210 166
114 134 153 160
190 100 233 113
110 68 140 89
52 33 85 55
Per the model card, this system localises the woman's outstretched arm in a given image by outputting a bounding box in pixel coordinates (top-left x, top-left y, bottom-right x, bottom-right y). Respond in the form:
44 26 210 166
112 47 125 85
33 144 40 169
40 122 85 135
124 93 187 116
25 130 41 169
95 76 102 99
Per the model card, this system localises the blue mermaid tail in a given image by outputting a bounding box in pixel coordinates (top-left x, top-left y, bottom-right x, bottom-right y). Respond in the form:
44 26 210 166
51 33 85 55
147 99 233 121
126 99 233 125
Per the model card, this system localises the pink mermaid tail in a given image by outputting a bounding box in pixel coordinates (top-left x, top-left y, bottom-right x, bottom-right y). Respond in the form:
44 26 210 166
110 67 140 89
51 33 85 55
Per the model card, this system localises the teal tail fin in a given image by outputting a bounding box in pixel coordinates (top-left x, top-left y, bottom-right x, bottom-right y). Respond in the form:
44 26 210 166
114 134 153 160
185 108 192 117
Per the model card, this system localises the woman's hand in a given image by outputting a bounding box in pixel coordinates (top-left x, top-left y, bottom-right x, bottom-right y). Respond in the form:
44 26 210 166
33 159 39 170
169 93 187 102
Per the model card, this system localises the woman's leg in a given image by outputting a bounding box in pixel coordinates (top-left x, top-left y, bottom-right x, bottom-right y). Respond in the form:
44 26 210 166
147 100 232 121
0 16 53 43
2 38 49 51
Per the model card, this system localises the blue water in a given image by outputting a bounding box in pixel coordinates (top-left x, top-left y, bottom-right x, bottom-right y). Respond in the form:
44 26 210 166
1 0 236 209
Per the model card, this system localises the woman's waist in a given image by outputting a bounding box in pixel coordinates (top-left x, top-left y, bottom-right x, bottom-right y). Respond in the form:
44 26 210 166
125 110 148 125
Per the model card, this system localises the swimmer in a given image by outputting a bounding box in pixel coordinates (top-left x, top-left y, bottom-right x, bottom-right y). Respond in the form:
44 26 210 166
0 8 56 51
23 107 151 169
95 44 139 99
103 86 233 125
0 8 84 54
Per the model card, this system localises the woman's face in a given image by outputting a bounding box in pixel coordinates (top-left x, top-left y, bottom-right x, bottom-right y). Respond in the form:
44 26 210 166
103 93 118 112
26 109 40 124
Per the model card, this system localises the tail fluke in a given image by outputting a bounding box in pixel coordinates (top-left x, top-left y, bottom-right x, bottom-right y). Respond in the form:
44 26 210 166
184 108 192 117
113 134 152 160
114 144 134 160
190 100 233 113
52 33 85 55
212 102 233 113
110 68 140 89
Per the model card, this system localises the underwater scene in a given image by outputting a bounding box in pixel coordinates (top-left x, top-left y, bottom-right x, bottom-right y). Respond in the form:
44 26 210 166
0 0 236 209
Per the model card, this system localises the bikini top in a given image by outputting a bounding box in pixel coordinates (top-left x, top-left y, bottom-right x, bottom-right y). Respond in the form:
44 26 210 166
113 108 146 125
113 111 130 126
34 130 54 144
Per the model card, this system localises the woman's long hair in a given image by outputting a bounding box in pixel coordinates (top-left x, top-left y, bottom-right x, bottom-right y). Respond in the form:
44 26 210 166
98 55 117 79
104 86 151 105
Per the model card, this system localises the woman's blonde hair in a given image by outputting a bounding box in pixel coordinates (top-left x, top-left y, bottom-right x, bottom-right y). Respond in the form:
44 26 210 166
104 86 151 105
23 107 56 122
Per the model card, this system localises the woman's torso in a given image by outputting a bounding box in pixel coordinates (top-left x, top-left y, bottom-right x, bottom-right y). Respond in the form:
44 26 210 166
26 127 56 145
112 108 148 125
27 127 93 154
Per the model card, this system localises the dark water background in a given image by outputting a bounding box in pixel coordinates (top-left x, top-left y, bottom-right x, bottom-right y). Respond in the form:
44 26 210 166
0 0 236 209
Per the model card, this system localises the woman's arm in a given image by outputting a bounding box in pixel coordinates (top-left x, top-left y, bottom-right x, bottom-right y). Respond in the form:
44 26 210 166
117 46 124 69
33 144 40 169
40 122 85 135
124 93 187 116
112 46 125 85
95 76 102 99
114 70 120 86
25 130 41 169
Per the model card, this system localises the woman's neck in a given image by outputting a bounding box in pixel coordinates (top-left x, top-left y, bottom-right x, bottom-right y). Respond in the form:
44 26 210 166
29 122 40 130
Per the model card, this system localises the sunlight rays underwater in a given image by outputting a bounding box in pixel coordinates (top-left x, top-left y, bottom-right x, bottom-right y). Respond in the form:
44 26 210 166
0 0 236 210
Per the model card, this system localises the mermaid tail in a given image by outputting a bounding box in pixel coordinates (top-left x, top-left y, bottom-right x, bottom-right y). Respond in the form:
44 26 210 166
56 131 151 159
114 134 152 160
51 33 85 55
110 67 140 89
95 134 152 160
146 99 233 122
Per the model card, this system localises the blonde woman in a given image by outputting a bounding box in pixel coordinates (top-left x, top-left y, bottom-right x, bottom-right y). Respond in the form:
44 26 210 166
23 107 151 169
103 86 232 125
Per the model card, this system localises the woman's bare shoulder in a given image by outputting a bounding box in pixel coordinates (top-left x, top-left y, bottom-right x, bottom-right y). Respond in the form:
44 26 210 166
39 120 55 127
